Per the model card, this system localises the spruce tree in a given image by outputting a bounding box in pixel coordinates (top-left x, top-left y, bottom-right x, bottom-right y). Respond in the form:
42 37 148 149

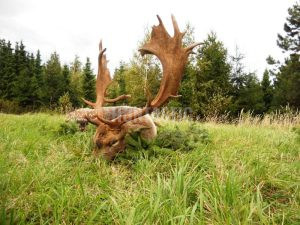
69 55 83 107
107 62 129 106
43 52 63 106
261 70 273 112
234 73 265 114
114 62 127 95
13 42 34 106
277 2 300 53
62 64 71 94
82 57 95 102
35 50 43 88
273 2 300 108
0 40 15 100
192 32 231 117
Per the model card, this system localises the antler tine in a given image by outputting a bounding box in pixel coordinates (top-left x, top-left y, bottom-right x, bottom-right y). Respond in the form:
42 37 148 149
104 94 131 103
85 114 101 126
156 15 163 25
82 98 96 108
99 39 103 51
185 42 202 54
171 14 183 38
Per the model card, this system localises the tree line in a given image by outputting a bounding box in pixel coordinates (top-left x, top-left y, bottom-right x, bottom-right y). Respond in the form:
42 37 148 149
0 41 95 112
0 2 299 116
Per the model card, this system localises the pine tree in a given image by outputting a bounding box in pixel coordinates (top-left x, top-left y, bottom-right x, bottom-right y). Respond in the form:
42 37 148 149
13 42 34 106
0 40 16 100
82 57 95 102
27 53 42 107
0 39 6 98
61 64 71 94
43 52 63 106
230 47 247 91
273 2 300 108
106 61 130 106
192 32 232 117
35 50 43 87
234 73 265 114
114 61 127 96
261 70 273 112
277 2 300 53
69 55 83 107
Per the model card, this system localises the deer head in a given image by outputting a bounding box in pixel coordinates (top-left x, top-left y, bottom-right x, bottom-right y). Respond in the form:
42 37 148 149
86 15 201 160
82 40 131 109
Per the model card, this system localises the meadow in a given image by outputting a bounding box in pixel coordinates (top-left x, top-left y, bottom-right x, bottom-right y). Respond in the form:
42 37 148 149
0 113 299 224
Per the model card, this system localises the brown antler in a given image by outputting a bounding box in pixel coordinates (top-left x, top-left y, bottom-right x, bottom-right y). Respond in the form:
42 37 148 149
97 15 201 126
83 40 131 109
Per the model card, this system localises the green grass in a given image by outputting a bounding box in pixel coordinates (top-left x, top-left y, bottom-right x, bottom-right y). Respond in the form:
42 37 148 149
0 113 299 224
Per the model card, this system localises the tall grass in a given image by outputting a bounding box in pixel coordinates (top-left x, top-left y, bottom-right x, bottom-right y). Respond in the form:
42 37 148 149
0 113 299 224
154 107 300 128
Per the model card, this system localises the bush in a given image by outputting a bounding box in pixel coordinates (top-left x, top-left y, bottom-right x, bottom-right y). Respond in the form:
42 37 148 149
118 122 210 161
0 99 22 114
115 122 211 163
154 122 211 151
57 121 80 135
58 92 73 113
292 127 300 142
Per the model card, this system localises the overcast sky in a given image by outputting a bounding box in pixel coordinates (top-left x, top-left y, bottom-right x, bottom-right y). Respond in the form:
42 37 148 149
0 0 295 78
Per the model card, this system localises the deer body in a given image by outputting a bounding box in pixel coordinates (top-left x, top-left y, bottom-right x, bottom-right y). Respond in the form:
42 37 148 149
68 106 157 140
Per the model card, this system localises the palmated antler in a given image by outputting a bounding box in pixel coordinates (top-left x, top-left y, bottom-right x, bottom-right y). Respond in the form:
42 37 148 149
97 15 201 126
82 40 131 109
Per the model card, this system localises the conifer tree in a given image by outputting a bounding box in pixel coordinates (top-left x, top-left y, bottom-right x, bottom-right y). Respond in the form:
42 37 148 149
43 52 63 106
273 2 300 108
234 73 265 114
82 57 95 102
107 61 129 105
35 50 43 88
192 32 231 117
261 70 273 112
14 42 34 106
61 64 71 94
69 55 83 107
0 40 15 100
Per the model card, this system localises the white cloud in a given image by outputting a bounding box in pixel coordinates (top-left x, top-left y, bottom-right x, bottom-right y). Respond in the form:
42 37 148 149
0 0 295 77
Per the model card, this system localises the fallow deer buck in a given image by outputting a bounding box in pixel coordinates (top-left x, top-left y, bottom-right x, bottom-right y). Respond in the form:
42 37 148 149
81 15 201 160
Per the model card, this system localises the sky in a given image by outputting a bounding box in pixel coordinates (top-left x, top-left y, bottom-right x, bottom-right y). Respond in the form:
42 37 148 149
0 0 295 78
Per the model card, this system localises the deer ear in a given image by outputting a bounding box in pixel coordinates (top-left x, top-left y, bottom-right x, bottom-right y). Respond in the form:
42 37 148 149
122 122 150 134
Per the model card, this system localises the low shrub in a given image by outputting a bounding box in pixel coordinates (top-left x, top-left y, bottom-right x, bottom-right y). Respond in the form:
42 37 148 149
154 122 211 151
57 121 80 135
292 126 300 142
117 122 211 162
0 99 22 114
